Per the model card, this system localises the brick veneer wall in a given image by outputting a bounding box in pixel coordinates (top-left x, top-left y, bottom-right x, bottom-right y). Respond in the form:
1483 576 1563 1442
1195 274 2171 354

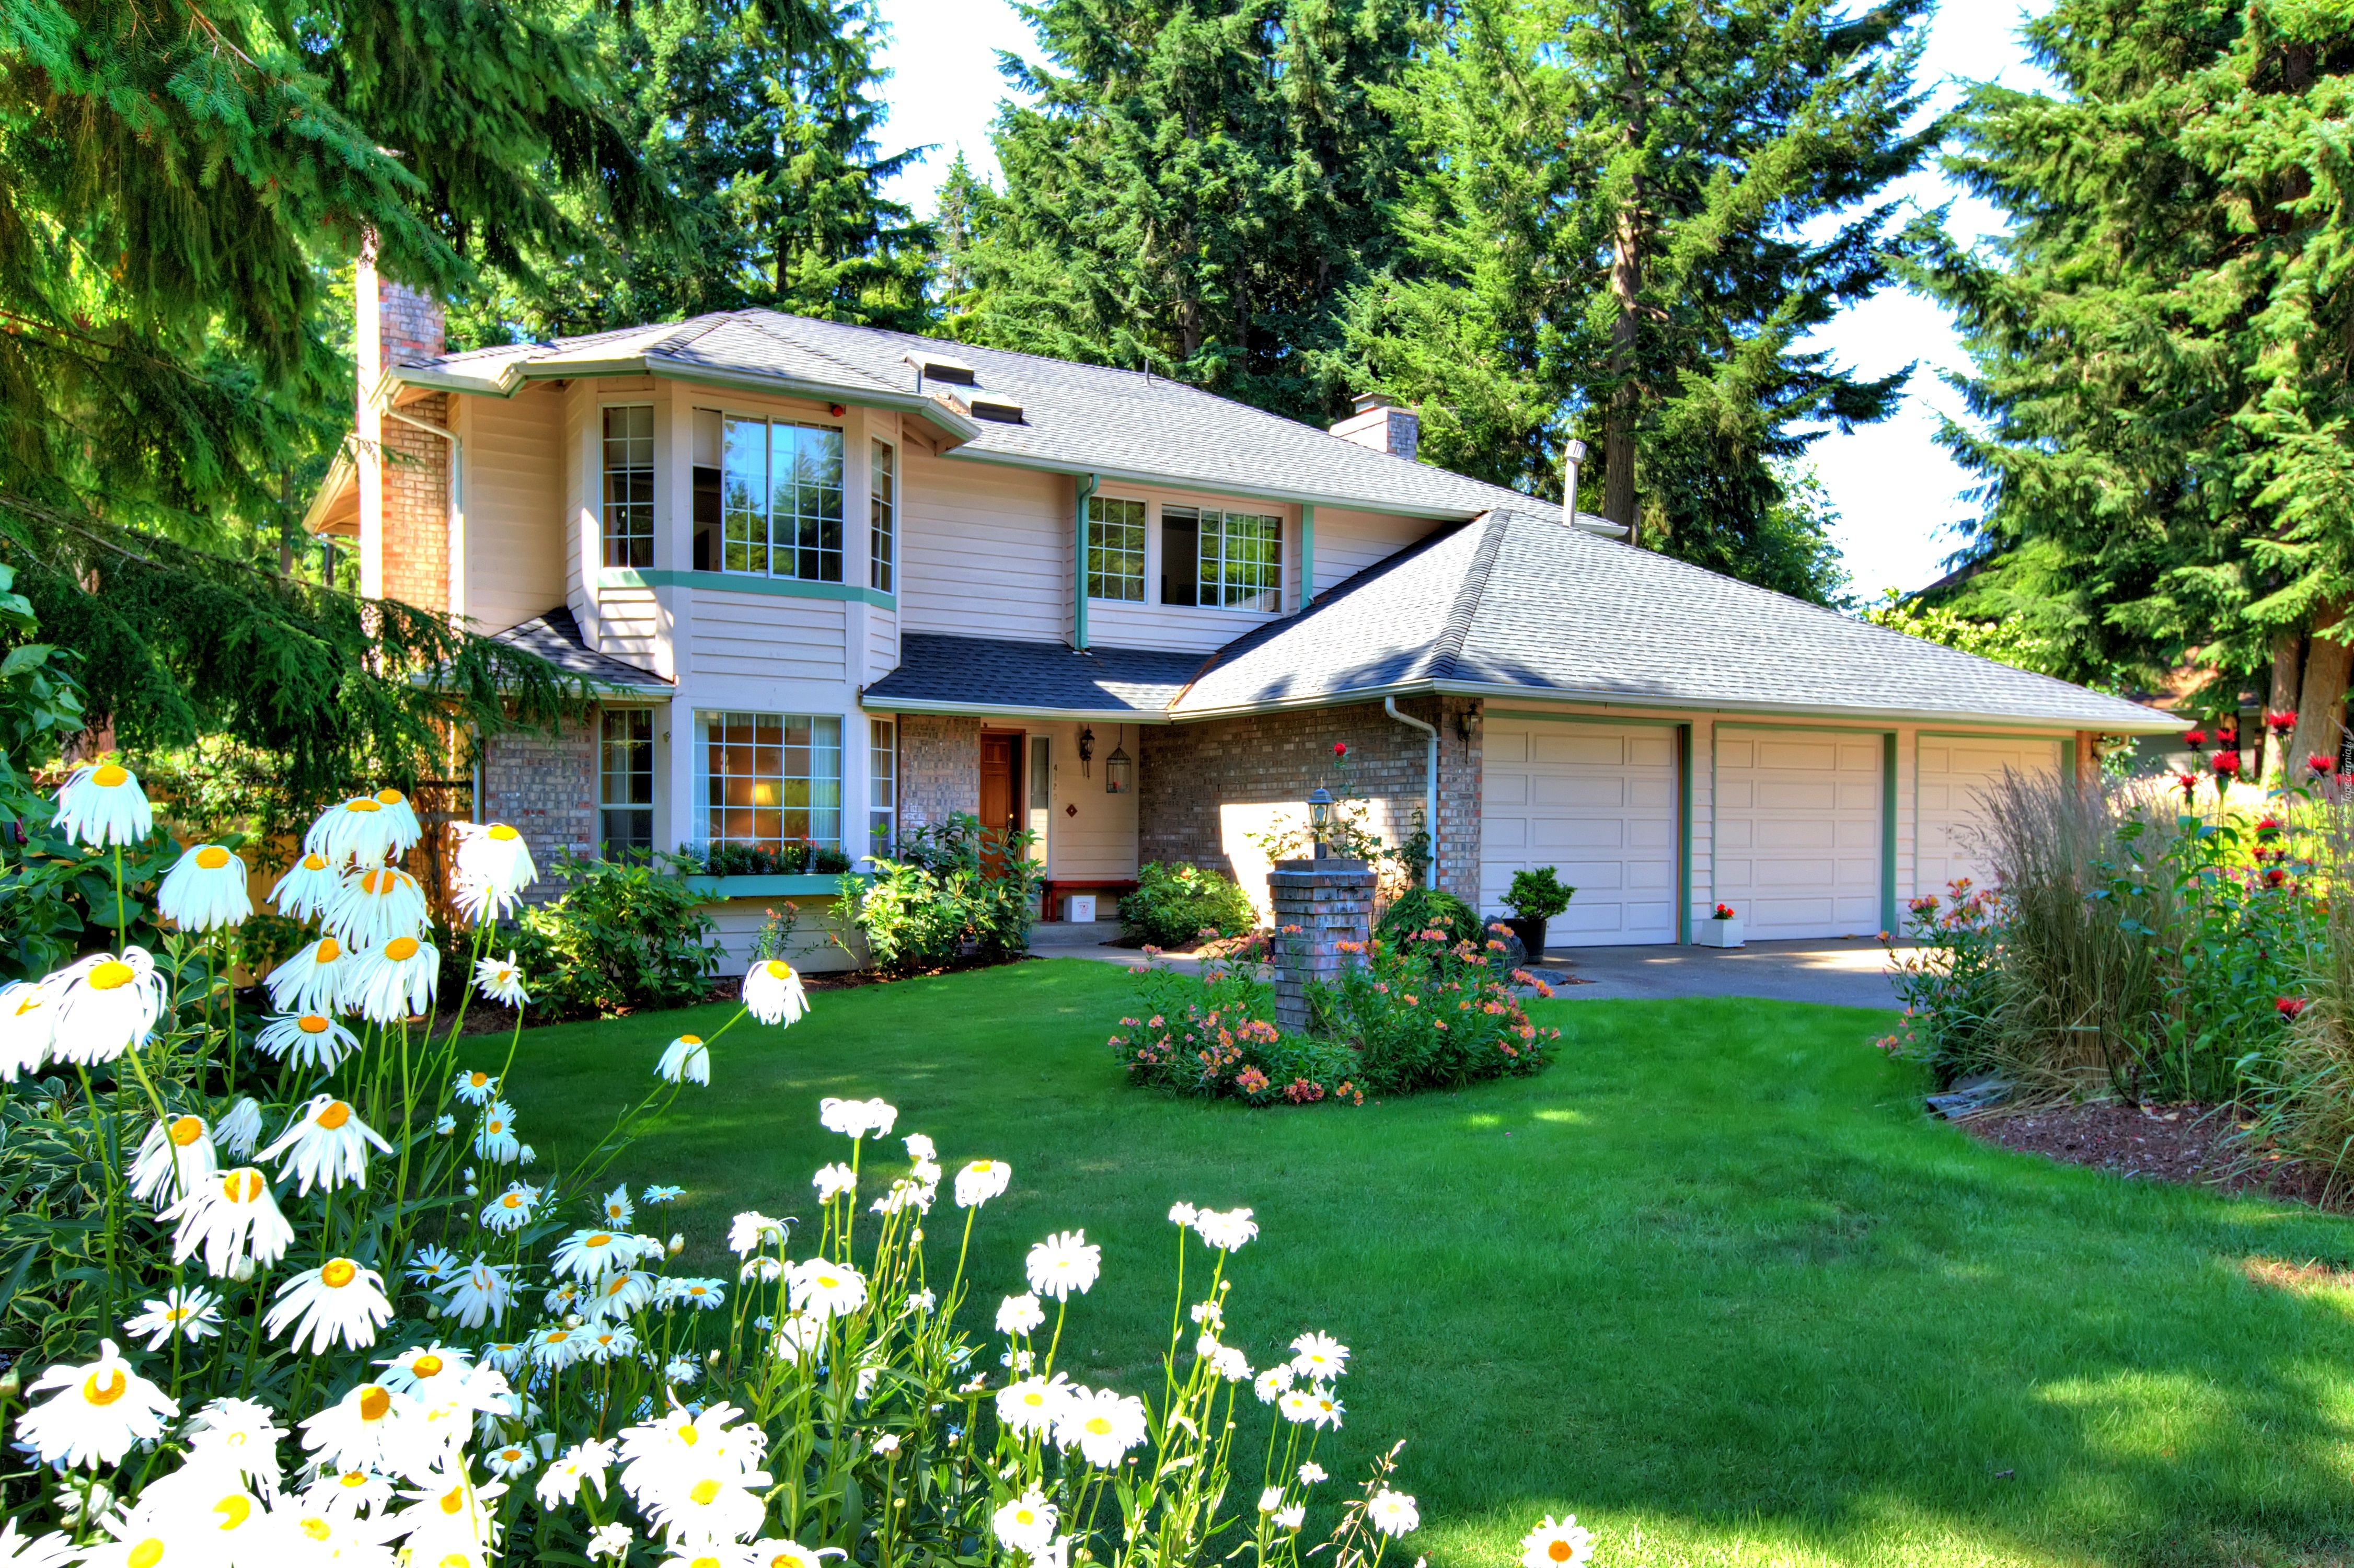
379 280 444 366
1137 697 1482 905
481 723 598 902
380 392 450 613
899 714 980 833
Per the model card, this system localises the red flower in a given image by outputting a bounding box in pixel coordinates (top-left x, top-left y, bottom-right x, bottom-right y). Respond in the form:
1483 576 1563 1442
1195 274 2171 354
2212 750 2241 775
1713 903 1737 919
2267 709 2298 735
1908 894 1939 915
2257 815 2283 837
2183 729 2207 750
2265 866 2289 888
2277 996 2307 1019
1332 741 1348 758
2313 755 2339 777
2176 771 2200 799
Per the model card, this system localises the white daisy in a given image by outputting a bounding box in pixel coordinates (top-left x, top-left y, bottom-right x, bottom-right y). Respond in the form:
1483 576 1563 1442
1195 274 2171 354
479 1181 539 1231
771 1315 825 1364
322 864 429 950
15 1339 177 1469
127 1112 217 1207
300 1465 394 1517
1024 1230 1101 1301
1298 1462 1327 1485
1519 1515 1595 1568
585 1266 655 1320
0 1518 73 1568
743 958 811 1025
655 1034 709 1086
1053 1385 1149 1468
1168 1201 1198 1226
53 761 153 849
1210 1344 1251 1381
479 1342 526 1376
156 843 251 931
473 951 530 1008
474 1101 521 1163
788 1257 870 1322
533 1436 617 1512
296 1381 413 1475
1368 1490 1420 1538
661 1276 727 1312
749 1542 847 1568
0 979 57 1080
1289 1331 1349 1381
1274 1504 1306 1531
121 1285 223 1351
996 1294 1045 1336
163 1167 293 1278
579 1323 638 1363
452 821 538 924
444 1256 515 1329
812 1162 857 1202
586 1523 633 1563
345 933 438 1024
214 1097 264 1160
549 1228 636 1282
954 1158 1012 1208
183 1395 287 1490
994 1490 1059 1554
643 1183 684 1204
257 1094 392 1196
1191 1206 1258 1252
49 948 167 1065
484 1442 536 1479
452 1067 500 1104
304 793 412 867
663 1356 701 1387
264 1258 393 1354
1303 1385 1344 1429
254 1011 360 1073
1255 1365 1296 1404
995 1374 1071 1437
597 1184 636 1227
728 1210 786 1256
375 1343 469 1394
264 936 351 1016
269 850 341 920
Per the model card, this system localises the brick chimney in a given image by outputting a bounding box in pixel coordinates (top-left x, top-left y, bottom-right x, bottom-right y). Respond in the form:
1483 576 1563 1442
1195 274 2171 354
355 235 452 611
1329 393 1419 463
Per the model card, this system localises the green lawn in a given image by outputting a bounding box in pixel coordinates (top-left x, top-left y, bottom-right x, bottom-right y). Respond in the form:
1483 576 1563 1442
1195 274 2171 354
500 960 2354 1568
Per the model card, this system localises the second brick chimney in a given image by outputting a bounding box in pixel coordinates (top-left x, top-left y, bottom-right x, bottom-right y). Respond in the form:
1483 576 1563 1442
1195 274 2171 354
1328 393 1420 463
355 236 453 611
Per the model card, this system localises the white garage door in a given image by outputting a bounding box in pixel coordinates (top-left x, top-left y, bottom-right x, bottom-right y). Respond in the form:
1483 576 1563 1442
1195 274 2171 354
1482 722 1678 947
1917 735 2063 901
1714 730 1883 939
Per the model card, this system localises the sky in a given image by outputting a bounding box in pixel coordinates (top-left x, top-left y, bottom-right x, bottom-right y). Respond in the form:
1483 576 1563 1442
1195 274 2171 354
868 0 2059 601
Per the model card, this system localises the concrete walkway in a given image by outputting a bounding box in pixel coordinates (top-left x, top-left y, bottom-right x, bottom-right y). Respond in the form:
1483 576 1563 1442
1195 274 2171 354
1030 920 1907 1007
1540 938 1906 1008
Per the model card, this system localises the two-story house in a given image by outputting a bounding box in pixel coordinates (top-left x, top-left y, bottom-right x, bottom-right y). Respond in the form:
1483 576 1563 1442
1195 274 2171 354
306 264 2176 967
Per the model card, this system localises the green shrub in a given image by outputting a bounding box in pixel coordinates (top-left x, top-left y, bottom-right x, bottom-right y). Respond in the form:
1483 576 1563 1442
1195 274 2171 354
838 813 1042 975
1309 927 1559 1093
1111 949 1366 1105
1376 885 1482 948
498 849 720 1019
1504 866 1575 921
690 841 852 876
1118 861 1259 947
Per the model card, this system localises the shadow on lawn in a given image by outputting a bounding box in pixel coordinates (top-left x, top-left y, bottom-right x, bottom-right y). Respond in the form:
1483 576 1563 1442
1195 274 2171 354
505 965 2354 1568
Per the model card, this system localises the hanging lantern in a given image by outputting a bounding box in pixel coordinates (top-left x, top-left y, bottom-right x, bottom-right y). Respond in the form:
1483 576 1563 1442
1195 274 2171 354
1104 743 1133 794
1078 727 1094 777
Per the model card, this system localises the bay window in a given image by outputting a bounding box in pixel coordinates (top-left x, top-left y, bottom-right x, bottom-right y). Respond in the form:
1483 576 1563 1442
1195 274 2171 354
721 417 845 582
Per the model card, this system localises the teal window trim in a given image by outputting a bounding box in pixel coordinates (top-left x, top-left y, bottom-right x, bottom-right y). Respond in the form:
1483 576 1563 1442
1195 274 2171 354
600 566 892 609
1075 474 1098 650
1299 504 1316 612
1880 731 1898 935
1677 722 1694 945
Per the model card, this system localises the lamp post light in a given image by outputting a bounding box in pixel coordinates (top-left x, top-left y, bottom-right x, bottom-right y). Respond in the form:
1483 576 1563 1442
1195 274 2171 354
1307 786 1333 860
1563 436 1589 528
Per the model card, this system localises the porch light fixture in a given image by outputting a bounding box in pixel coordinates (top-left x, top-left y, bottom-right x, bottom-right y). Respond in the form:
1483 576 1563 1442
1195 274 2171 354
1307 787 1334 859
1104 743 1132 794
1078 727 1094 777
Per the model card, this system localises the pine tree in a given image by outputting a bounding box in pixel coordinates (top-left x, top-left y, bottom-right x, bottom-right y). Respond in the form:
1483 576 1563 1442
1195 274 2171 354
1917 0 2353 768
1348 0 1934 602
962 0 1421 425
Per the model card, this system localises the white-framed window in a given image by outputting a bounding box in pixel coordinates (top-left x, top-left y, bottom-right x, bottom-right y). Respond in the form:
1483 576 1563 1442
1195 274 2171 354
869 718 896 860
1087 495 1146 602
1167 505 1283 611
870 440 896 594
599 708 654 855
721 416 845 582
602 405 655 568
697 710 843 850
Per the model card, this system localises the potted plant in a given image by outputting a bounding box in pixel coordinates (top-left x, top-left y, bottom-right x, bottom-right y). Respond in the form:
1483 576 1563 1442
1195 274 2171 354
1503 867 1574 960
1697 902 1743 948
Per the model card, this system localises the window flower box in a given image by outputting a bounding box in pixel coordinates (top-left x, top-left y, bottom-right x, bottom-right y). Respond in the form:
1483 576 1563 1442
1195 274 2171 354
682 872 872 898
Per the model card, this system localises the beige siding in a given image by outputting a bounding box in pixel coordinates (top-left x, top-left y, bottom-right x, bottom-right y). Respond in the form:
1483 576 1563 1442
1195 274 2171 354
687 590 847 683
601 586 665 664
1021 719 1139 882
1313 507 1438 596
705 896 862 972
868 613 898 674
562 382 591 623
899 450 1069 641
463 390 564 635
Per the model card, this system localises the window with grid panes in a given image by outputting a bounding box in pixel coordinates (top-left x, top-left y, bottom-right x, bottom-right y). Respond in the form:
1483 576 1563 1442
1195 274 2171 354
870 441 896 594
599 709 654 855
698 711 843 849
1168 506 1283 610
720 417 844 582
602 406 655 568
1087 495 1145 601
869 718 896 860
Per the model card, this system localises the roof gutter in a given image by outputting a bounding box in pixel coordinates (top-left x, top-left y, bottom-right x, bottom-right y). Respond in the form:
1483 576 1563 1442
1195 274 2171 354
861 695 1175 725
944 444 1490 524
1074 473 1099 651
1384 698 1440 889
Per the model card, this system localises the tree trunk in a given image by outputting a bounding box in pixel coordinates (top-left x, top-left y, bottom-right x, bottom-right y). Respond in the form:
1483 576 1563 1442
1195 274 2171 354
2269 628 2306 780
1602 54 1645 540
2290 605 2351 776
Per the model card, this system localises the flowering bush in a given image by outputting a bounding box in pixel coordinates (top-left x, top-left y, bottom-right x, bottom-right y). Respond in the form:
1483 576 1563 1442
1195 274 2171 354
1310 928 1560 1095
0 762 1611 1567
1109 947 1359 1105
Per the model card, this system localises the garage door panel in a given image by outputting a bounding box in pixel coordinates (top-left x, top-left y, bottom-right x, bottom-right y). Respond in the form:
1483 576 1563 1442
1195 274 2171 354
1917 736 2062 899
1716 729 1883 939
1483 721 1679 948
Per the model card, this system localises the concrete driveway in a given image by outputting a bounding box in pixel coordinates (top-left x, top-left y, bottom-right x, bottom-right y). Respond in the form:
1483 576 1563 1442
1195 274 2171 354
1541 938 1906 1008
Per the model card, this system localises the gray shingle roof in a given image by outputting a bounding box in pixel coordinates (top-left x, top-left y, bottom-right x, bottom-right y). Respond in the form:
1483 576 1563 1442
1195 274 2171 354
1171 511 2179 731
402 309 1534 519
865 634 1203 719
491 607 672 695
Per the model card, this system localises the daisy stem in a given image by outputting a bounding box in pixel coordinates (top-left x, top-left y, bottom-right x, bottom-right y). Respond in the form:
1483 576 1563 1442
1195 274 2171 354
949 1203 976 1305
1044 1297 1068 1376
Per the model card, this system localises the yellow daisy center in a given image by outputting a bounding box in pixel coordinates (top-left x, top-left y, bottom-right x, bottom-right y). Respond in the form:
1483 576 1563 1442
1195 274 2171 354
302 853 328 871
301 1518 331 1541
224 1169 265 1203
489 823 521 840
690 1478 723 1506
501 1448 522 1461
385 937 420 961
127 1541 164 1568
340 1471 369 1488
413 1353 444 1377
169 1114 205 1147
214 1495 251 1529
765 960 793 978
88 960 134 991
317 1100 352 1131
83 1367 126 1405
1548 1541 1574 1563
93 764 129 788
680 1426 699 1446
315 937 342 963
501 1193 523 1208
194 845 232 870
586 1232 613 1248
688 1285 708 1297
469 1071 490 1086
355 1386 391 1423
488 1119 505 1134
1015 1509 1037 1526
320 1259 357 1288
678 1033 702 1045
440 1485 466 1514
298 1014 331 1034
1086 1415 1112 1435
346 799 380 814
375 789 405 805
546 1330 569 1344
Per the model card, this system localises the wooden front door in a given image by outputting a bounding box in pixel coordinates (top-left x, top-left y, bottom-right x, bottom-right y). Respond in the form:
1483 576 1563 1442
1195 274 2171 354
978 730 1023 873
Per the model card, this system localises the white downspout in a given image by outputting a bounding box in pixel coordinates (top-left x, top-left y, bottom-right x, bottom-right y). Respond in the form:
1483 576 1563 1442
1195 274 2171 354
383 405 463 619
1384 697 1439 889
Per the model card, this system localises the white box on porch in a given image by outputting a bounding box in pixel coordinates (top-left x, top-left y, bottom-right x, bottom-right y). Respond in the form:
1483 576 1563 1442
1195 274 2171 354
1062 894 1098 923
1695 916 1744 949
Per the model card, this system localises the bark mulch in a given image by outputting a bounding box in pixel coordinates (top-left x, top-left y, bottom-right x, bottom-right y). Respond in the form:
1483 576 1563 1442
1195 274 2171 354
1957 1101 2337 1209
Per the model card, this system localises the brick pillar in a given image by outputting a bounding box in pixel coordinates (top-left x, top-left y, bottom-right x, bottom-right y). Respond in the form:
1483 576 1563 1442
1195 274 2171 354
1267 858 1374 1033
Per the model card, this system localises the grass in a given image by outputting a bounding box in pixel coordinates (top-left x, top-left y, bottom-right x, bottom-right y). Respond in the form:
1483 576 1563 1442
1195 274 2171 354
501 960 2354 1568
